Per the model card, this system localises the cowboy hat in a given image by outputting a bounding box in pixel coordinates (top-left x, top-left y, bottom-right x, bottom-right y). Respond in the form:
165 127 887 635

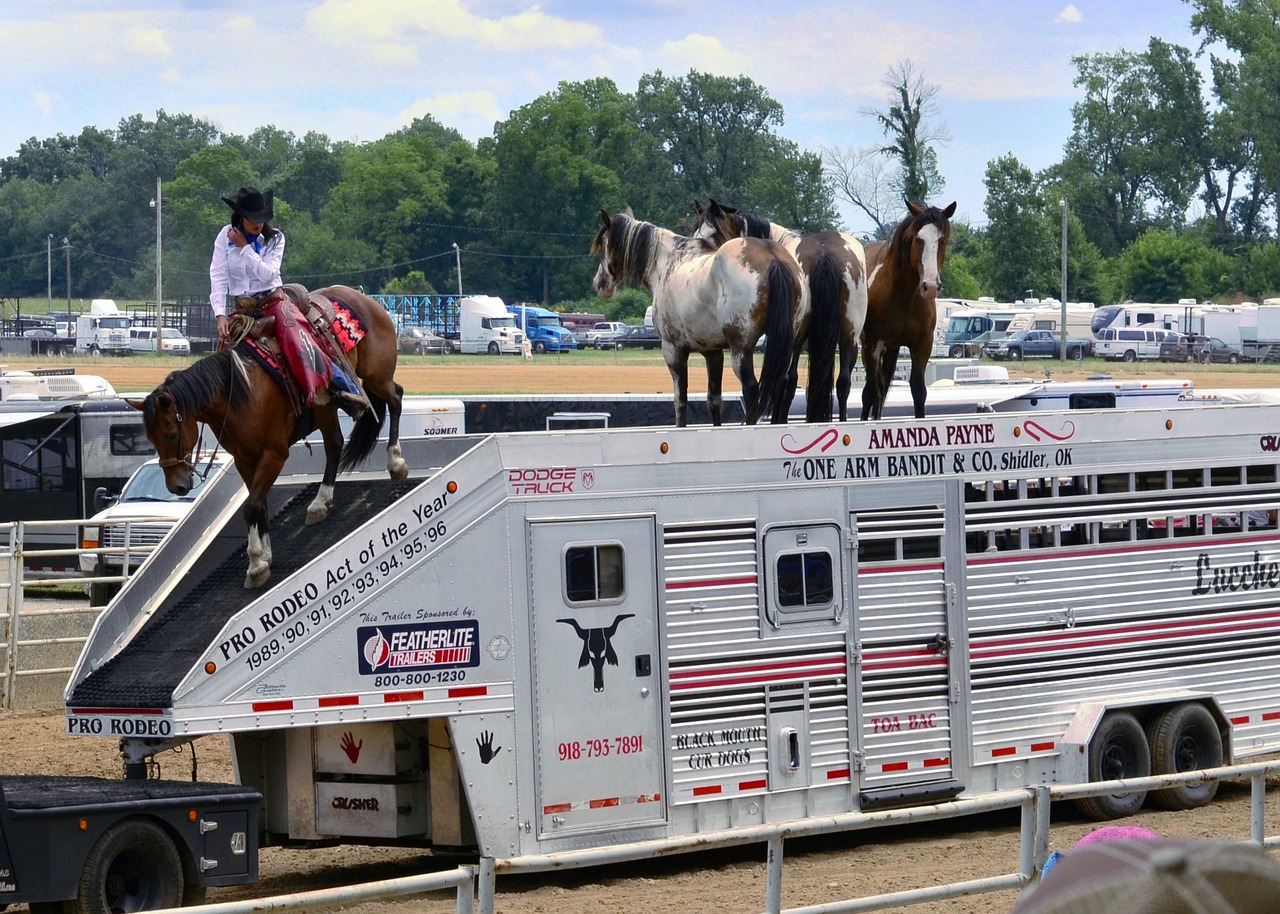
221 186 274 223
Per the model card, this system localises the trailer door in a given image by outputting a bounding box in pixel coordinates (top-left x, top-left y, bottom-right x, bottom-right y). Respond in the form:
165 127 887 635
529 517 666 838
852 479 966 809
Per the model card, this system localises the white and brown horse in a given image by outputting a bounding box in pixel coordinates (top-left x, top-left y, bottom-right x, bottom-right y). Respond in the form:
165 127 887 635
860 200 956 420
591 208 803 426
693 200 869 421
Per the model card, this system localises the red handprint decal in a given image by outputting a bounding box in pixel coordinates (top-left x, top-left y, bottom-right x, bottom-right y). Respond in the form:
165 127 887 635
340 731 363 764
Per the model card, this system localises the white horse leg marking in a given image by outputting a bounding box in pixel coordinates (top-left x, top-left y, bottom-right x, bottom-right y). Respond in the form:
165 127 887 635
386 442 408 480
245 527 271 588
305 482 335 525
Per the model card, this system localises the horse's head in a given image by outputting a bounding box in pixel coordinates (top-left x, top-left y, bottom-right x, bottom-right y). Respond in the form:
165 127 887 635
900 200 957 299
691 199 746 248
128 387 200 496
591 208 651 299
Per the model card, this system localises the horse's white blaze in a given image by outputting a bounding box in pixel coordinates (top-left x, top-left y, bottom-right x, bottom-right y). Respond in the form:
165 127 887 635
917 224 943 293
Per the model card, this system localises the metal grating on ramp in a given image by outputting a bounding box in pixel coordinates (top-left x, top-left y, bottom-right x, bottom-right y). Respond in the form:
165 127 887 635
68 478 418 709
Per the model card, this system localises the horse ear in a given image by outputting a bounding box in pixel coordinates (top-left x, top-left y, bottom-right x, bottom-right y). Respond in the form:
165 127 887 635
599 209 611 228
942 201 957 218
125 397 146 412
905 199 923 215
623 205 635 218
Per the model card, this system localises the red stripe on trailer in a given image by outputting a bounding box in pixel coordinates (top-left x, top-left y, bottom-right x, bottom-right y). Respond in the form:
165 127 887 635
860 562 945 576
693 784 722 796
666 575 758 591
670 657 846 691
1263 711 1280 721
1231 715 1250 725
924 757 950 768
1031 741 1056 752
448 686 488 698
384 691 425 703
991 746 1017 757
589 797 620 809
543 803 572 814
318 695 359 708
882 761 909 773
740 779 767 790
252 700 293 712
971 607 1280 662
827 769 851 780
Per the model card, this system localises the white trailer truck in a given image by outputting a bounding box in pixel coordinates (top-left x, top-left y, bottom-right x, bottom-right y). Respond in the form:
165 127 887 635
459 295 523 355
75 299 132 356
0 393 1260 910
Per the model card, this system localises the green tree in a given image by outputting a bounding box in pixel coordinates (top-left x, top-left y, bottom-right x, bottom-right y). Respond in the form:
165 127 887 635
978 155 1060 300
1191 0 1280 240
863 60 950 206
1113 228 1233 302
1057 39 1205 254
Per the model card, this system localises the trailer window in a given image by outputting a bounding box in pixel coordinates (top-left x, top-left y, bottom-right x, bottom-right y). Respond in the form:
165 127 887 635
565 543 624 603
2 429 76 493
776 550 834 608
109 422 156 457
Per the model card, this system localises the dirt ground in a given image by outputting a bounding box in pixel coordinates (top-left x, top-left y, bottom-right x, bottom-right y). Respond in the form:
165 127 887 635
8 352 1280 913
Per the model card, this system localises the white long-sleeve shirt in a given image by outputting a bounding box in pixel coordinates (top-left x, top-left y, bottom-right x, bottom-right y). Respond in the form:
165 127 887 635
208 225 286 317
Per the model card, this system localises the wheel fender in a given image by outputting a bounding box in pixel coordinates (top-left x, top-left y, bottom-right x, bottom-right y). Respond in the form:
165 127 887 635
1058 692 1231 783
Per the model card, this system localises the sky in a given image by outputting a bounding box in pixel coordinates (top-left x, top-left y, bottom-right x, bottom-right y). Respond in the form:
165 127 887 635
0 0 1206 236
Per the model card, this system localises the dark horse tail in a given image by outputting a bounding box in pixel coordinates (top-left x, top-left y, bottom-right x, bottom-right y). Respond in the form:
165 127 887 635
338 396 388 472
752 258 799 424
803 253 842 422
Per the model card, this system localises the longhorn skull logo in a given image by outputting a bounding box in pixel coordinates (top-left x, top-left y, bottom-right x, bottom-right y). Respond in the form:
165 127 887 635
557 614 634 692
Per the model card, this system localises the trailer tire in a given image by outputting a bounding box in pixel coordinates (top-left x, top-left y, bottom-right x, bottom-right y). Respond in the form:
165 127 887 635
1145 702 1222 810
949 344 965 358
89 582 120 608
72 817 184 914
1074 711 1150 820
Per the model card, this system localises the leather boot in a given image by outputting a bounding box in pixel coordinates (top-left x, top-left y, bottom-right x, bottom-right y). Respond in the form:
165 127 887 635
332 387 370 421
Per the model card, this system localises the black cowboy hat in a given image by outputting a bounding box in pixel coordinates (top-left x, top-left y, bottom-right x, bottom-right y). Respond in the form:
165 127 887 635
221 186 274 223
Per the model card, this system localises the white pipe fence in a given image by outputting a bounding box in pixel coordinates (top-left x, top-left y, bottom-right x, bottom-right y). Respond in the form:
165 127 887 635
138 762 1280 914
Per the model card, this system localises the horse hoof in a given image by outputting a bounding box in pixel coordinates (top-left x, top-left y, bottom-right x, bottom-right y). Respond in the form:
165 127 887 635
388 458 409 481
244 567 271 589
305 505 330 525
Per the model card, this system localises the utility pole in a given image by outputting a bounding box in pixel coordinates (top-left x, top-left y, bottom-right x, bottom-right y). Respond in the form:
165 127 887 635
1060 198 1069 362
46 234 52 309
452 243 463 297
63 237 70 308
153 177 163 354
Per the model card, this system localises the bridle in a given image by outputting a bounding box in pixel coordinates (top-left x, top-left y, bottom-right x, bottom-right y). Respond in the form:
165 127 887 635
153 390 230 483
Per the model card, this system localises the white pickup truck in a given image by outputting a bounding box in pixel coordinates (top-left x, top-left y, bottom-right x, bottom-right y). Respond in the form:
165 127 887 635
578 320 627 347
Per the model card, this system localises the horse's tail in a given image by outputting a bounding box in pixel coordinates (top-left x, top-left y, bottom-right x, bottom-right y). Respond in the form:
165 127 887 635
803 254 842 422
754 257 799 424
339 396 387 472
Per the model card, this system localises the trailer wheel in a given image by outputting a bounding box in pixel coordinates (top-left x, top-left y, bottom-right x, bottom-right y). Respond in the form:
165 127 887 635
949 344 965 358
89 582 120 608
1075 711 1150 820
1146 702 1222 810
72 818 183 914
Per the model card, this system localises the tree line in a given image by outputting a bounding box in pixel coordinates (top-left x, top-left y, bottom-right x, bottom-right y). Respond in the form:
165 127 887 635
2 2 1279 322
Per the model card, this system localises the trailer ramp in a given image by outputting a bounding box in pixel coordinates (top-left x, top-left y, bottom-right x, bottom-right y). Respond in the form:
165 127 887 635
68 477 419 709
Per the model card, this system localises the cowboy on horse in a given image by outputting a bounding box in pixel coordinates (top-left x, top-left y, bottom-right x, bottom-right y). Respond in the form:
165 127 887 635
210 186 370 419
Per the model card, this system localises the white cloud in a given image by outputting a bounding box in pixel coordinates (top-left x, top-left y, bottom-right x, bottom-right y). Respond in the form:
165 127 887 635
129 28 171 59
397 90 504 142
656 34 748 77
1056 5 1083 24
308 0 602 53
34 91 58 117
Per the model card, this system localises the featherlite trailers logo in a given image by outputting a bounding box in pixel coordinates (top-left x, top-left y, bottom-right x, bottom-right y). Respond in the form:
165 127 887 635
357 620 480 676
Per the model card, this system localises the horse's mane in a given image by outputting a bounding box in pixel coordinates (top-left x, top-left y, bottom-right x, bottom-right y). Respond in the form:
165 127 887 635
150 349 252 418
890 204 953 273
739 210 773 239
